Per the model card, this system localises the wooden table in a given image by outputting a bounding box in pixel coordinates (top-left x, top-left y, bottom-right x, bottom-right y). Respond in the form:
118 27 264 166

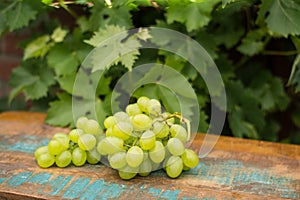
0 111 299 199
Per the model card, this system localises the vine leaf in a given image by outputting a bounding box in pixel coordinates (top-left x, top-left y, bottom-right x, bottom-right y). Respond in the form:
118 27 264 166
24 35 52 60
287 54 300 93
237 29 266 56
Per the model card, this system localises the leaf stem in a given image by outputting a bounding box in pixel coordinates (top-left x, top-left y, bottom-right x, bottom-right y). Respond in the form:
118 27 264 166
262 50 298 56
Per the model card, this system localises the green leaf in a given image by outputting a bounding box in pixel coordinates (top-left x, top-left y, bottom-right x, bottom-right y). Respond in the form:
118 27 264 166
24 35 52 60
45 93 73 127
56 74 75 94
166 0 221 32
6 2 37 31
196 31 218 59
51 27 68 43
291 36 300 53
258 0 300 37
287 54 300 92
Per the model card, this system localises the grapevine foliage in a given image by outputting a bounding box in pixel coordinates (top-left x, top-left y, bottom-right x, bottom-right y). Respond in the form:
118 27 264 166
2 0 300 144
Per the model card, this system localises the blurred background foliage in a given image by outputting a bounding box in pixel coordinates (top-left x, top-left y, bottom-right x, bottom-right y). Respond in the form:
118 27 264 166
1 0 300 144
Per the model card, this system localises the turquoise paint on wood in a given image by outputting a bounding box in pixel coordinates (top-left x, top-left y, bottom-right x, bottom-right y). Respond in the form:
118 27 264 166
28 172 52 184
49 175 73 196
63 177 91 199
6 172 33 187
147 187 162 196
7 138 49 154
160 189 180 200
79 179 106 200
0 178 7 184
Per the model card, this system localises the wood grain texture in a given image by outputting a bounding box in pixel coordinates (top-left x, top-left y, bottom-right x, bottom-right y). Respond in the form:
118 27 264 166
0 111 299 200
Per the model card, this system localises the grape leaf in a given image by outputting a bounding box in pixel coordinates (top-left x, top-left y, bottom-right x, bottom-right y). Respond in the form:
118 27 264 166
51 27 68 43
287 54 300 93
237 28 266 56
24 35 52 60
56 74 75 94
258 0 300 37
6 2 37 31
166 0 221 32
45 93 73 127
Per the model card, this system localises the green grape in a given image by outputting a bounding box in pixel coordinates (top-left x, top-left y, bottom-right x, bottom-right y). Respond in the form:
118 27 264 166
147 99 161 117
48 139 64 156
170 124 187 142
151 159 161 171
55 150 72 168
72 147 87 166
34 146 49 159
103 116 116 129
137 96 150 113
97 136 124 155
126 103 142 116
82 119 101 136
138 159 152 176
114 111 130 123
167 138 185 156
166 156 183 178
76 116 88 130
37 152 55 168
118 165 138 180
87 148 101 164
108 151 127 169
42 0 53 5
183 164 190 171
126 146 144 168
53 132 70 150
143 151 149 161
105 127 113 137
78 134 96 151
69 129 84 143
112 122 133 140
131 114 152 131
162 112 175 124
152 121 169 139
149 141 165 163
181 149 199 168
139 130 156 150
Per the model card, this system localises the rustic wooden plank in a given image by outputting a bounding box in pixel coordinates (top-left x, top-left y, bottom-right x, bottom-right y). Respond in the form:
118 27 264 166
0 111 299 199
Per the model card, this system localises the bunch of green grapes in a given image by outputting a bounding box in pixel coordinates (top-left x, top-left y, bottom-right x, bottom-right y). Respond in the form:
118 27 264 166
35 96 199 180
34 117 102 168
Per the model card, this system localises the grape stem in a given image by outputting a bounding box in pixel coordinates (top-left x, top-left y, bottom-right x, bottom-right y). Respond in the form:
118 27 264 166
167 112 191 142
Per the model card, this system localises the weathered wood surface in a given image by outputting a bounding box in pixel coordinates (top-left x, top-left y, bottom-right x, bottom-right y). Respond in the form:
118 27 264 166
0 111 299 200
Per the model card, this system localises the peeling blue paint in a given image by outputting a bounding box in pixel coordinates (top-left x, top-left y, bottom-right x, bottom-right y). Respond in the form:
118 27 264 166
7 138 49 154
148 187 162 196
6 172 33 187
160 189 180 200
28 172 52 184
79 179 106 200
63 177 91 199
0 177 7 184
50 175 73 195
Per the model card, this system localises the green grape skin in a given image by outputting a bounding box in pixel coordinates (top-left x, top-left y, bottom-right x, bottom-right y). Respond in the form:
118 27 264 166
55 150 72 168
181 149 199 168
69 129 84 143
147 99 161 117
108 151 127 169
139 130 156 150
183 164 190 171
162 112 175 124
105 127 113 137
72 147 87 166
103 116 116 129
34 146 49 159
170 124 187 142
167 138 185 156
166 156 183 178
52 132 70 150
37 152 55 168
97 136 124 155
126 103 142 116
76 116 88 130
150 159 161 171
78 134 96 151
48 139 64 156
112 122 133 140
114 111 130 123
126 146 144 168
149 141 165 163
87 148 101 164
138 159 152 176
118 165 138 180
82 119 101 136
152 122 169 139
137 96 150 113
131 114 152 131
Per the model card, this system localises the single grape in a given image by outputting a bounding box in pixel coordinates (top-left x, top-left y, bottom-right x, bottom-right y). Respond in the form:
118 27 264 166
55 150 72 168
108 151 127 169
167 138 185 156
72 147 87 166
181 149 199 168
103 116 116 129
53 132 70 150
139 130 156 150
138 159 152 176
114 111 130 123
126 146 144 168
126 103 142 116
149 141 165 163
76 116 88 130
131 114 152 131
37 152 55 168
97 136 124 155
166 156 183 178
34 146 49 159
87 148 101 164
170 124 187 142
78 134 96 151
48 139 64 156
82 119 101 136
137 96 150 113
118 165 138 180
147 99 161 117
112 122 133 140
105 127 113 137
152 122 169 139
183 164 190 171
69 129 84 143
